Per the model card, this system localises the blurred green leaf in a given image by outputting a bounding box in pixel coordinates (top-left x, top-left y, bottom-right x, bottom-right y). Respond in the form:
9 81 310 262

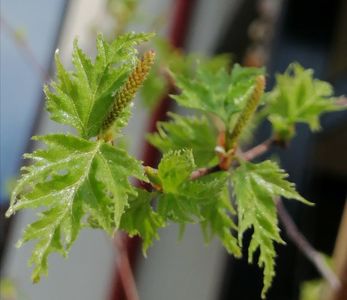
264 63 343 140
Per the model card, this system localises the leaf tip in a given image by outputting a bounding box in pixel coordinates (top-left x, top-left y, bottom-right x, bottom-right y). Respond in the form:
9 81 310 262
142 247 148 258
299 197 315 206
31 273 41 284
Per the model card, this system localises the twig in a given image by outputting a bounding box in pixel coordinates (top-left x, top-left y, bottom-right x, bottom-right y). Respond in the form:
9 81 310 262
189 137 274 181
189 165 221 180
115 233 140 300
243 137 274 161
336 96 347 107
276 198 341 290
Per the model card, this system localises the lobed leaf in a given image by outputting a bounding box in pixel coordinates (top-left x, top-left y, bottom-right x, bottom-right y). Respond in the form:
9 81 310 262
6 134 146 282
264 63 342 140
141 36 231 108
231 160 310 298
120 189 165 254
171 63 264 130
46 32 154 139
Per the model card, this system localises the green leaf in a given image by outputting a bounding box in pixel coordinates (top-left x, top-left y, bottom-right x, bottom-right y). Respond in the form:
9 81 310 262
6 134 146 282
200 180 240 257
300 279 324 300
265 63 342 140
171 63 264 129
156 150 197 221
120 189 165 254
231 160 310 298
158 149 195 193
156 150 227 223
148 113 217 167
46 32 154 139
141 36 231 109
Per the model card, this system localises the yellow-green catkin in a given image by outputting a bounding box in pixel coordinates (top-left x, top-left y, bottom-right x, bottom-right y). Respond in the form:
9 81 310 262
101 50 155 137
227 75 266 150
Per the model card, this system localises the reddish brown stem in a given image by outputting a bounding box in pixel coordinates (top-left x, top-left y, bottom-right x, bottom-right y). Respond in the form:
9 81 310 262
189 138 274 181
189 165 222 180
336 96 347 107
243 138 274 161
115 234 140 300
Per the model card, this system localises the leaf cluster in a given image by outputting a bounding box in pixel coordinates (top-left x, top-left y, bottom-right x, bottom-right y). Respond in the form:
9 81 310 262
146 57 342 297
7 33 153 282
6 32 346 299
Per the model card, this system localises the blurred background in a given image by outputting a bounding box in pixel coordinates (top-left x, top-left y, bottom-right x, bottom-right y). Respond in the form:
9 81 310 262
0 0 346 299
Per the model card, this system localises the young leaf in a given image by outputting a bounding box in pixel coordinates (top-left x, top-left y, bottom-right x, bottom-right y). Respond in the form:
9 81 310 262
120 189 165 254
156 150 197 221
156 150 228 223
147 113 217 166
231 160 310 298
45 32 154 139
171 63 264 129
265 63 342 140
6 134 146 282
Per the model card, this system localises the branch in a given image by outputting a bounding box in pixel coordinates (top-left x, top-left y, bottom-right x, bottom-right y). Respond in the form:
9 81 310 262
276 198 341 290
243 137 274 161
115 233 140 300
189 164 221 180
189 137 274 181
336 96 347 108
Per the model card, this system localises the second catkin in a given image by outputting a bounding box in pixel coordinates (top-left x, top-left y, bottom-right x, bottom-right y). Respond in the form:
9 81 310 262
101 50 155 139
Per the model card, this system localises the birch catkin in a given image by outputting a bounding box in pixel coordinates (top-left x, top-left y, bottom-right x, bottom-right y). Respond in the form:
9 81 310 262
101 50 155 134
227 75 265 150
